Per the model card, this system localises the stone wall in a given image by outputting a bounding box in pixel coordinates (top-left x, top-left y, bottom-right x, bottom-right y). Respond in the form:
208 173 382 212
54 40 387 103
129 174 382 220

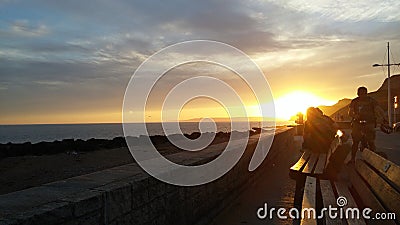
0 128 294 225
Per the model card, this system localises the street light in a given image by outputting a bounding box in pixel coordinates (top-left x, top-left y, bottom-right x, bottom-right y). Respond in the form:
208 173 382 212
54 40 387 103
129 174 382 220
372 42 400 127
395 96 398 124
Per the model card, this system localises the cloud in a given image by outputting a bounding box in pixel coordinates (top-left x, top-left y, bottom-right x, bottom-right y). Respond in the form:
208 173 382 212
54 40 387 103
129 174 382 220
34 80 69 86
10 20 49 37
266 0 400 22
26 0 285 54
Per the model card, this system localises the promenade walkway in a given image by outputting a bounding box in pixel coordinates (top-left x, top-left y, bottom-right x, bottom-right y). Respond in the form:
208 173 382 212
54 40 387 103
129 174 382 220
209 135 303 225
375 130 400 165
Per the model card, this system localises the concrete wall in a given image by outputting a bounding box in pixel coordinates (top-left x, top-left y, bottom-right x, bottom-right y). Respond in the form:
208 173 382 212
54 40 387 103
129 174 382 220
0 128 294 225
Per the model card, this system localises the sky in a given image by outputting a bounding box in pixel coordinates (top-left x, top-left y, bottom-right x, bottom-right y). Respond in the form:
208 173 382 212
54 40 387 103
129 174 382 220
1 0 400 124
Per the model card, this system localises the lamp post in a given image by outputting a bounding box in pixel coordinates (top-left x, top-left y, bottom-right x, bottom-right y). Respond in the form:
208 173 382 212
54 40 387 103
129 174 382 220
393 95 399 123
372 42 400 127
395 96 398 124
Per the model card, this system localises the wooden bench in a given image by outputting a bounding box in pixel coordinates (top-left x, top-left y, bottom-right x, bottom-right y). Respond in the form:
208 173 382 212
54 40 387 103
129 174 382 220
298 149 400 225
290 132 343 179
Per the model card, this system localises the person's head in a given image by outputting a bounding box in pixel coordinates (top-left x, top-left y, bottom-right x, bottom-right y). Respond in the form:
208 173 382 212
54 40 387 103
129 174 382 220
357 86 368 97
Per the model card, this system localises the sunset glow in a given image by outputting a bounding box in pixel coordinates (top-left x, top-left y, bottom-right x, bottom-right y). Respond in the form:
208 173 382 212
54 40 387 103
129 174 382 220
274 91 336 120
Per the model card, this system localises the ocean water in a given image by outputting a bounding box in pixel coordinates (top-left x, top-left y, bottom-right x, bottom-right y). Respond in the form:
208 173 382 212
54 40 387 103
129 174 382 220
0 121 293 144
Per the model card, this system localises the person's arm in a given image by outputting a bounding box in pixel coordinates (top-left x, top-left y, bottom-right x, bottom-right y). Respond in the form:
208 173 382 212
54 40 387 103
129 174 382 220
348 100 357 120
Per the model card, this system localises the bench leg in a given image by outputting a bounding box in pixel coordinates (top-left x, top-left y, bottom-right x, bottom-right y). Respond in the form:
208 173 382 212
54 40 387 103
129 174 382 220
293 176 306 225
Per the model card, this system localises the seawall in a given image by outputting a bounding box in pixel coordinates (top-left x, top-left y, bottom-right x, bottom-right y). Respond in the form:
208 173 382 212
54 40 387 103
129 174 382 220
0 127 294 225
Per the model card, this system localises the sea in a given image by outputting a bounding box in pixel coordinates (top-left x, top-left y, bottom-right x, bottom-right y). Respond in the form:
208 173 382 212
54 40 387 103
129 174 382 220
0 121 293 144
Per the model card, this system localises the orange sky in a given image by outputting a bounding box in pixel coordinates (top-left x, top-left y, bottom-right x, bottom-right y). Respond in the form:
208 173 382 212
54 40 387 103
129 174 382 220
1 1 400 124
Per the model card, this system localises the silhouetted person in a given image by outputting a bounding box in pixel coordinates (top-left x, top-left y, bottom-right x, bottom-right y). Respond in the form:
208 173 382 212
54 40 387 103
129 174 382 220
303 107 337 153
348 86 386 164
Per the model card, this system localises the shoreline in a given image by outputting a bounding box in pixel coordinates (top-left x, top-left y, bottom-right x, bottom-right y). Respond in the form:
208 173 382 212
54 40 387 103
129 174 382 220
0 129 265 158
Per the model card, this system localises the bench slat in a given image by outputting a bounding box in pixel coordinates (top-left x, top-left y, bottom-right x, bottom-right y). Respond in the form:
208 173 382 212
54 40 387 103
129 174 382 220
334 182 366 225
313 154 327 175
362 149 400 190
290 151 311 171
301 176 317 225
320 180 343 225
290 135 341 178
356 160 400 222
348 166 396 225
303 153 318 174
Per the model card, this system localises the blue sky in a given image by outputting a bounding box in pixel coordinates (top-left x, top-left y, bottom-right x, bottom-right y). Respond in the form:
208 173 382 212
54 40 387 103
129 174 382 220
1 0 400 124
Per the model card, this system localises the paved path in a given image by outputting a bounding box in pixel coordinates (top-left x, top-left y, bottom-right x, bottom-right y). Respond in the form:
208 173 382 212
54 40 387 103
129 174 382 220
375 130 400 165
209 136 303 225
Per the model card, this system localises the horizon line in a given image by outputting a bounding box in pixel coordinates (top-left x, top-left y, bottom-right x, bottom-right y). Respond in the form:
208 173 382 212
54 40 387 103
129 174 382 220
0 117 293 126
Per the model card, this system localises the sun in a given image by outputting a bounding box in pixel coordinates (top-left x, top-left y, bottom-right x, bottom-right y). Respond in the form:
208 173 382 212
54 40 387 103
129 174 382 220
274 91 335 121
